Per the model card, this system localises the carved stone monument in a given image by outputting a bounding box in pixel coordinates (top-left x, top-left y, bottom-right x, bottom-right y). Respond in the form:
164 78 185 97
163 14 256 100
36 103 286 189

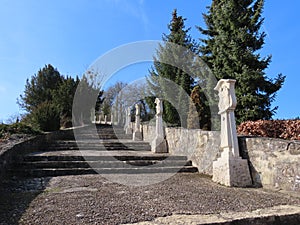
133 104 142 141
124 107 132 134
110 113 114 125
213 79 252 187
151 98 168 153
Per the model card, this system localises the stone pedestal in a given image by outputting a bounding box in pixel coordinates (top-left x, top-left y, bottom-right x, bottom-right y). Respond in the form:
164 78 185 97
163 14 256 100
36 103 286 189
133 104 142 141
151 98 168 153
213 79 252 187
213 149 252 187
104 115 107 124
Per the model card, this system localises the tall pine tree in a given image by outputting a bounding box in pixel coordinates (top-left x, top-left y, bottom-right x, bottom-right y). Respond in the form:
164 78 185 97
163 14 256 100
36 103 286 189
18 64 63 113
198 0 285 123
147 9 196 127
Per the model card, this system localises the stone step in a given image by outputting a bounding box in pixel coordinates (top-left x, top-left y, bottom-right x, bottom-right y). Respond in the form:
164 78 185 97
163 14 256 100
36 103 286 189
45 141 151 151
22 155 188 162
10 166 198 177
8 124 199 178
75 135 133 140
14 160 193 169
42 146 151 151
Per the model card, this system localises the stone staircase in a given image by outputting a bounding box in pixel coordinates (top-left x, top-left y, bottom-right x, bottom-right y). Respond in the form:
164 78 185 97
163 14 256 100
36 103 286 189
10 124 198 177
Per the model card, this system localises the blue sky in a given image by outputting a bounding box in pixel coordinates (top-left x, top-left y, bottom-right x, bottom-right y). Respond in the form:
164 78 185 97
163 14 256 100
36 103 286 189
0 0 299 122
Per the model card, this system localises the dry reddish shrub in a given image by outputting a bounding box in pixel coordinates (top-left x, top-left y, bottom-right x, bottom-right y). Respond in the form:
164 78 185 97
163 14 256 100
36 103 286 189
237 120 300 140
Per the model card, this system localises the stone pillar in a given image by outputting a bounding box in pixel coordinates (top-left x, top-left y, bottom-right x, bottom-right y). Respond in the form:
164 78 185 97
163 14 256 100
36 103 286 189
104 115 107 124
91 109 96 123
125 107 133 134
110 113 114 125
151 98 168 153
133 104 142 141
212 79 252 187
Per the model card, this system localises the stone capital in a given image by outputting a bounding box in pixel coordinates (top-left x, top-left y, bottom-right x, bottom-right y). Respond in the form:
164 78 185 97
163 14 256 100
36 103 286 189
214 79 237 114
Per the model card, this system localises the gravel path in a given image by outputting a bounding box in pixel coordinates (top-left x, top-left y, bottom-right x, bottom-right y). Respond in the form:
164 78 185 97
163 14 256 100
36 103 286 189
1 173 300 225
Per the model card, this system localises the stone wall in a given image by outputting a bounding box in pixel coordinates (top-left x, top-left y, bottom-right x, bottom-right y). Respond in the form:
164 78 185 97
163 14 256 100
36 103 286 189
141 123 220 176
239 137 300 192
141 123 300 192
0 128 75 179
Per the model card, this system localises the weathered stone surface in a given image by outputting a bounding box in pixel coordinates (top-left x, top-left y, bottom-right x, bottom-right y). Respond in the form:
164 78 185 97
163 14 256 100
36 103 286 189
0 128 76 180
151 98 168 153
142 124 220 176
133 104 142 141
288 142 300 155
124 107 133 134
213 153 252 187
125 205 300 225
213 79 252 187
240 137 300 192
141 123 300 192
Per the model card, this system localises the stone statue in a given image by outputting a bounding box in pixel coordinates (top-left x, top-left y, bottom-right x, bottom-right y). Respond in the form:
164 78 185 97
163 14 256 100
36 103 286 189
212 79 251 187
135 104 140 115
133 104 142 141
151 98 168 153
218 84 236 114
125 107 132 134
155 98 163 115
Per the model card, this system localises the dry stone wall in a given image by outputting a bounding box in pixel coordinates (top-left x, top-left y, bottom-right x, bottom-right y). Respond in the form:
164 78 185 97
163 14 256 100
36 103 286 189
0 128 75 179
239 137 300 192
142 123 220 175
141 123 300 192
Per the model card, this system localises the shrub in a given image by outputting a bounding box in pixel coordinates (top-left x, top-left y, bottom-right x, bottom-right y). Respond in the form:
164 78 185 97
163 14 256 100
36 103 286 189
238 120 300 140
0 123 41 141
30 102 60 132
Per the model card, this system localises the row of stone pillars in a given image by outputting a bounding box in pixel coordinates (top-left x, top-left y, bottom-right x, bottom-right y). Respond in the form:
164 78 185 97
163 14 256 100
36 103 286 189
94 115 109 124
122 99 168 153
109 79 252 187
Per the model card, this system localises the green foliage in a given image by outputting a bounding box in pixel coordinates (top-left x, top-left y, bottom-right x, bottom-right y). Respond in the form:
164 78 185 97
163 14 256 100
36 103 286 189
101 101 111 116
29 102 61 132
0 122 41 140
187 86 211 130
72 73 104 125
147 9 196 127
198 0 285 124
18 64 105 130
18 64 63 113
52 76 80 127
18 64 63 131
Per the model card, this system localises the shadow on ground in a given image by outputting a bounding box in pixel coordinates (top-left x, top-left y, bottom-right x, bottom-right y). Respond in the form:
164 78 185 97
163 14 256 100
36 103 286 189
0 176 51 225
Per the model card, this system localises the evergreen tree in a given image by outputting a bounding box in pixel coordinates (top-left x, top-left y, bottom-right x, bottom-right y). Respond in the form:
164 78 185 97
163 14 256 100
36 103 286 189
187 85 211 130
18 64 63 113
72 73 104 125
30 101 61 131
18 64 64 131
52 76 80 127
198 0 285 123
147 9 196 127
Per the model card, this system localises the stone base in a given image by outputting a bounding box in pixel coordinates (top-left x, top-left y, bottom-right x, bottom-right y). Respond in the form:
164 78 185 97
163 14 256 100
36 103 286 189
125 127 133 135
151 137 168 153
133 131 142 141
213 153 252 187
